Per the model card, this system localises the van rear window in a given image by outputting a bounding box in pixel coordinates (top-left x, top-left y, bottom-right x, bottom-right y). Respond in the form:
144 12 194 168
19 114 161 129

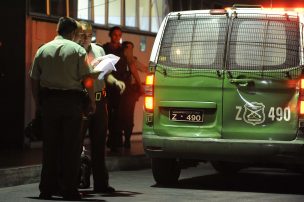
228 14 300 71
158 14 228 69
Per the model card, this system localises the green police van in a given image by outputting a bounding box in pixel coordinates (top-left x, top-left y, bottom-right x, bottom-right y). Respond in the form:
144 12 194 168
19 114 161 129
142 5 304 185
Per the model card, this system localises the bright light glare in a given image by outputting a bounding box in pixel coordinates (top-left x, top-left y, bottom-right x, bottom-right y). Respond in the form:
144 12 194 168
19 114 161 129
264 8 285 11
145 96 153 110
83 77 93 88
146 74 154 85
294 8 304 12
300 101 304 115
263 7 304 12
301 79 304 89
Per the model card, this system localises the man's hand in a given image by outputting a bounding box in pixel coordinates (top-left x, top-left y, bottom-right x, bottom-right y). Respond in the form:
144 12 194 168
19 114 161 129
105 74 125 94
115 80 125 94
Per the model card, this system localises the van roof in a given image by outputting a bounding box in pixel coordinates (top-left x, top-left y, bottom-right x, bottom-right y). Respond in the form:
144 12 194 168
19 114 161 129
150 6 304 63
168 7 304 18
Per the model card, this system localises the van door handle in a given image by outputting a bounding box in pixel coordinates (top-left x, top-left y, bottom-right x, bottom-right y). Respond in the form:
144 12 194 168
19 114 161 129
229 79 254 86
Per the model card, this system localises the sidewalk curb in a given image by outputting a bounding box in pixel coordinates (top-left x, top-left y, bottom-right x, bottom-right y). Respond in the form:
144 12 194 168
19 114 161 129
0 165 41 188
0 155 150 188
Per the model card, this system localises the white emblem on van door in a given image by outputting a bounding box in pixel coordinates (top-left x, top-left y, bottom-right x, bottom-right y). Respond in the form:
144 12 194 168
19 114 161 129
235 105 291 124
243 102 265 125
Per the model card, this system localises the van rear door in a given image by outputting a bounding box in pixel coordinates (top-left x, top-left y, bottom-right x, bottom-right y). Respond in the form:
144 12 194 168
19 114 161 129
153 12 228 138
222 13 301 141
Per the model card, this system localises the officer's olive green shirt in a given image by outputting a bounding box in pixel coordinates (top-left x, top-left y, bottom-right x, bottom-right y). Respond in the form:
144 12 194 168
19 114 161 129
88 43 106 92
30 36 91 91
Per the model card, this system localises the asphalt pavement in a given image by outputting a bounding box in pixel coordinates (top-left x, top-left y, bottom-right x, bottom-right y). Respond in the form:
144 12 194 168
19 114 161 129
1 163 304 202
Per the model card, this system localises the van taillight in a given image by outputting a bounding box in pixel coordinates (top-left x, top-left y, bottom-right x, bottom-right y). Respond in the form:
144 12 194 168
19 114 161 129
300 101 304 115
146 74 154 86
145 97 153 110
299 79 304 116
144 74 154 111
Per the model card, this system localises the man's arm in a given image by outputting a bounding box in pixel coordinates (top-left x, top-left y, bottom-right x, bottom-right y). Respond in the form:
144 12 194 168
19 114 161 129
31 78 40 109
127 58 145 94
123 43 144 94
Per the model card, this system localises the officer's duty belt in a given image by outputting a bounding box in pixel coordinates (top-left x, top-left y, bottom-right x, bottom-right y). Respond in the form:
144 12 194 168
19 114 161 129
41 88 84 97
95 89 106 101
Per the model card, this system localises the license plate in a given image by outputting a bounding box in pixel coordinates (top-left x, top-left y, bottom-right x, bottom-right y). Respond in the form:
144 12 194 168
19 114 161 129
169 109 203 122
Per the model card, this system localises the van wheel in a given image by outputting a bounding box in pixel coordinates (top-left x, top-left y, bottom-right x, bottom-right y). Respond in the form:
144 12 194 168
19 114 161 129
151 158 181 185
211 161 243 175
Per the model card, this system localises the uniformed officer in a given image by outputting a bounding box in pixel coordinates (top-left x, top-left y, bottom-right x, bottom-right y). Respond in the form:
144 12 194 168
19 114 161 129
78 21 125 193
30 17 96 200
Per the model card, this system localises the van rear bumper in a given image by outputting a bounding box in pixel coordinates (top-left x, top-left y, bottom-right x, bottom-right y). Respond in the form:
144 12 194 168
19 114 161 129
143 134 304 164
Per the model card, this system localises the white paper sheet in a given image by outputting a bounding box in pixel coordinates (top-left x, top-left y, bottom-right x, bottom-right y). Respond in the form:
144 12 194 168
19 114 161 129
91 54 120 80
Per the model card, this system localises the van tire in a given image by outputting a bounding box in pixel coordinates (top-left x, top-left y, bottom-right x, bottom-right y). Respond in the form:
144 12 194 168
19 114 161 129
211 161 243 175
151 158 181 185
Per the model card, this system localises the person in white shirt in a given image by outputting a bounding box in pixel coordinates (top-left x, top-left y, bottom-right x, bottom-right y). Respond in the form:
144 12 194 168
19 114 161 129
78 21 125 193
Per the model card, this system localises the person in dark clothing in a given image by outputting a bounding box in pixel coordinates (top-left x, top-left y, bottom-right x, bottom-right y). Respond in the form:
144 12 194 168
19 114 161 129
30 17 96 201
103 26 125 151
103 27 144 151
119 41 144 148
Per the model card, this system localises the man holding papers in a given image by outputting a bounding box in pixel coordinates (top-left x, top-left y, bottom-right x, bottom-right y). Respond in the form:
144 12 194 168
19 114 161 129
78 21 125 193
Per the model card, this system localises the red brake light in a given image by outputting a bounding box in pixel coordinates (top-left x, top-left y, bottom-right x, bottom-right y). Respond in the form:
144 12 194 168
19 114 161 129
145 97 154 111
301 79 304 90
300 101 304 115
146 74 154 86
262 7 304 12
299 79 304 116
